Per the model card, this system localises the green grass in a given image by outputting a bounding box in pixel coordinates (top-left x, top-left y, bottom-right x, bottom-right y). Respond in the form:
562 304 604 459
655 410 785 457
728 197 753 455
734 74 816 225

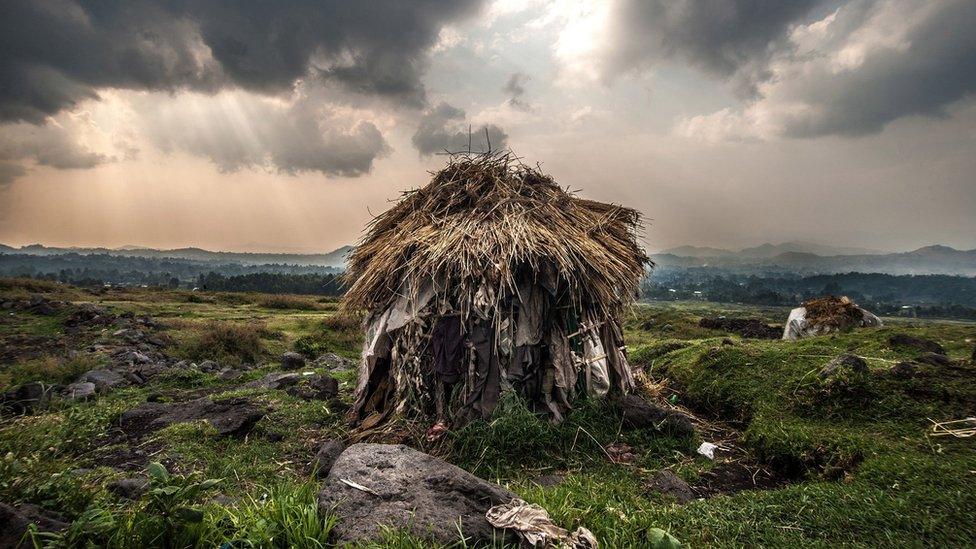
2 281 975 547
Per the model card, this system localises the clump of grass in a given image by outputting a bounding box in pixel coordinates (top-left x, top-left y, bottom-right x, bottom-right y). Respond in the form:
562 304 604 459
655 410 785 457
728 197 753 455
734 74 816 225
291 313 363 359
174 321 271 365
448 395 689 478
0 353 104 389
30 465 335 549
259 295 319 311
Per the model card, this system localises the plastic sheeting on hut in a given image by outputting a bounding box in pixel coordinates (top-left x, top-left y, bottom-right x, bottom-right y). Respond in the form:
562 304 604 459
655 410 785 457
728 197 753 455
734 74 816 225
783 295 882 341
341 152 651 430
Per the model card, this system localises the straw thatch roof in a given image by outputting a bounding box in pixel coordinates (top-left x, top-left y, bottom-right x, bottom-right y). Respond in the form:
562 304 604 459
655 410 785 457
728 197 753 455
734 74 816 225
342 152 650 316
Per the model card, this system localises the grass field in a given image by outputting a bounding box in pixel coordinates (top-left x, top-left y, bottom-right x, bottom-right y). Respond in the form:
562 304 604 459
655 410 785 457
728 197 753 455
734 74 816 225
1 278 974 547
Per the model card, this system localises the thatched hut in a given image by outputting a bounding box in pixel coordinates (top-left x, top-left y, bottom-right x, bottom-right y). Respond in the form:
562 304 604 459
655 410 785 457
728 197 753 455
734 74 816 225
342 152 651 432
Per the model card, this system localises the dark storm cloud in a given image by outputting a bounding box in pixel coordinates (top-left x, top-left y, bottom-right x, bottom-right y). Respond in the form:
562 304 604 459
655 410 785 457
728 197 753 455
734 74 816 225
0 121 108 180
605 0 824 94
411 102 508 156
608 0 976 138
504 72 531 111
0 163 27 185
0 0 486 123
780 0 976 137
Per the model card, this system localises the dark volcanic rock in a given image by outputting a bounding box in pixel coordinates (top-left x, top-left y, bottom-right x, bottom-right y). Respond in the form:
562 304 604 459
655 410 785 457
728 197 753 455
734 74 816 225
119 397 264 438
63 381 96 400
818 354 868 378
698 317 780 339
2 382 56 413
313 439 345 477
890 361 918 379
646 470 696 504
287 374 339 401
0 502 67 548
281 352 306 370
77 369 127 393
616 395 695 437
889 334 945 355
318 443 516 546
106 477 149 500
314 352 354 371
246 372 302 390
916 352 952 367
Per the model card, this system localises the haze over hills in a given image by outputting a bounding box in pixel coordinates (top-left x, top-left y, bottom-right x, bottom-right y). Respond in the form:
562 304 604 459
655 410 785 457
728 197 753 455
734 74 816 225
3 241 976 276
651 244 976 276
3 244 353 268
660 241 885 258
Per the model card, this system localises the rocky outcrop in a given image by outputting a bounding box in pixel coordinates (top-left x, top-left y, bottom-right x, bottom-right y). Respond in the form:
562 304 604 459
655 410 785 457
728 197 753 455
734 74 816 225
119 397 264 438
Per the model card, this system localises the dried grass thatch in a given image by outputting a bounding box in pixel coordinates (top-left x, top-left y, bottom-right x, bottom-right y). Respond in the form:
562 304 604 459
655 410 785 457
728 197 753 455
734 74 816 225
802 295 865 328
342 151 650 317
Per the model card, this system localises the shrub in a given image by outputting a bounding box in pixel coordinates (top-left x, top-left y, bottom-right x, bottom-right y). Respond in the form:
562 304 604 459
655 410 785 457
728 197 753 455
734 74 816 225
0 354 103 389
175 321 269 365
259 295 319 311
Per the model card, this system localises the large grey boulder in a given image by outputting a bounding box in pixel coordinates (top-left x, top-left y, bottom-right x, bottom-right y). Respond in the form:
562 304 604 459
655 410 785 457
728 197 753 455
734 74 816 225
318 443 516 546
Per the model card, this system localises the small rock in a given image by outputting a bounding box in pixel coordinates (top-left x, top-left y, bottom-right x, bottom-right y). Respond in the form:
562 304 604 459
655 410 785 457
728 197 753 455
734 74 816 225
281 352 306 370
646 470 696 504
531 474 565 487
146 392 165 403
131 362 168 380
313 439 345 477
63 381 97 400
890 361 918 378
0 502 67 548
818 354 868 378
916 352 952 367
246 372 301 390
288 374 340 400
1 381 54 412
889 334 945 355
77 369 126 393
314 352 354 370
106 477 148 500
616 395 695 438
218 368 242 381
266 432 285 442
197 360 219 373
124 372 146 385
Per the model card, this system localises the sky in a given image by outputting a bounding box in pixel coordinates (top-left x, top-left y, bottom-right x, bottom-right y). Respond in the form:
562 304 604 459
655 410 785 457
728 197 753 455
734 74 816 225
0 0 974 254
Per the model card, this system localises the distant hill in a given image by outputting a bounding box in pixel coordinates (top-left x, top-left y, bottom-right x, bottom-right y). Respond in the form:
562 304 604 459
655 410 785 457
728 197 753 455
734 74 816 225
4 242 975 276
652 245 976 276
1 244 354 268
661 241 883 258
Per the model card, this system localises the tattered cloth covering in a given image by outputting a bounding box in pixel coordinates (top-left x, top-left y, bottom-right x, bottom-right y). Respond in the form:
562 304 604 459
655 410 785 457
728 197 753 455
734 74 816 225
342 152 650 429
783 296 882 341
